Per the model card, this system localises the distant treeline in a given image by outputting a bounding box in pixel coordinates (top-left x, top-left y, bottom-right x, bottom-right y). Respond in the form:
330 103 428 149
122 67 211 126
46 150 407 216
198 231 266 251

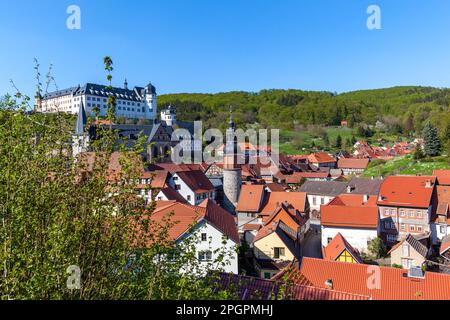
158 86 450 139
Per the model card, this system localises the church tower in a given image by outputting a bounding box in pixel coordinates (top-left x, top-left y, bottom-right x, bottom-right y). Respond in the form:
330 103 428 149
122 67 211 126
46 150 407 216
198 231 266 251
72 101 89 158
222 107 242 213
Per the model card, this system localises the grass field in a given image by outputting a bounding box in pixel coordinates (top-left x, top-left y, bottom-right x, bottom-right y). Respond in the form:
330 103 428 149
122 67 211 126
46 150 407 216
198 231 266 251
279 126 359 155
362 155 450 177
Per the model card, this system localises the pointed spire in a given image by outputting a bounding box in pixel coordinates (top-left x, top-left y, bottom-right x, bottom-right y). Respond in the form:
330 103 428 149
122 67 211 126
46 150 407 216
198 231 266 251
75 100 87 135
124 78 128 90
228 105 235 129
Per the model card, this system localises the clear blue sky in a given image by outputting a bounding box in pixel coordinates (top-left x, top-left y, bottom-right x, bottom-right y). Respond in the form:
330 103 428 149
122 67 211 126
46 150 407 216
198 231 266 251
1 0 450 97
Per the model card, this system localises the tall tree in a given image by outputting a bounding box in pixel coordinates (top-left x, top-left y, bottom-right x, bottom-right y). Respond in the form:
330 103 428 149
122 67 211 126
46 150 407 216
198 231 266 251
422 122 442 157
334 134 342 149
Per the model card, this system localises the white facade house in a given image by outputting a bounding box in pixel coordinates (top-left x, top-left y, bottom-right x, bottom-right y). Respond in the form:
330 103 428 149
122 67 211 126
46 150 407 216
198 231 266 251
321 226 378 254
169 171 216 206
152 200 240 275
180 220 239 275
37 81 158 120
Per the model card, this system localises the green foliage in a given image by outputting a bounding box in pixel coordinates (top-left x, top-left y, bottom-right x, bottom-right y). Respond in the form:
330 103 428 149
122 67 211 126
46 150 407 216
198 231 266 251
0 59 236 300
367 237 387 259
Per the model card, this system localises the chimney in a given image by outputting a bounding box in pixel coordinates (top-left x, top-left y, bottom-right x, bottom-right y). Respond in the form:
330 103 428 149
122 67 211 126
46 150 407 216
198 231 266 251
347 185 354 193
324 279 333 290
363 194 369 203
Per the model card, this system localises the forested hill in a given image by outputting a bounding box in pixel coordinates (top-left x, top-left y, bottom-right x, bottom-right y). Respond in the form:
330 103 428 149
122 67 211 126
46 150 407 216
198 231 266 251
158 86 450 135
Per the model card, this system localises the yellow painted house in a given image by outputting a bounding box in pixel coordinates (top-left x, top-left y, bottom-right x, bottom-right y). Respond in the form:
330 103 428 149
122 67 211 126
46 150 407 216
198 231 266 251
253 221 300 279
322 233 363 264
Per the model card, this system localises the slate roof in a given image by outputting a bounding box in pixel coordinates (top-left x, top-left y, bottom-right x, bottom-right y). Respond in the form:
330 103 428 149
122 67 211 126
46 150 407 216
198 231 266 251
43 82 156 101
389 234 429 258
346 177 383 196
298 181 348 196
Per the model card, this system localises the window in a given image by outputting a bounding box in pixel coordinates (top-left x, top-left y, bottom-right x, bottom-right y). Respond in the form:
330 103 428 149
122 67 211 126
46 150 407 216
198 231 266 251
402 244 410 257
201 233 207 242
417 225 423 232
187 195 191 202
400 210 405 217
198 251 212 262
384 221 390 229
175 185 181 190
321 197 325 205
409 210 415 218
401 258 412 269
410 225 415 232
273 247 285 259
264 272 271 279
417 210 423 218
327 237 332 244
384 208 389 216
400 224 406 231
390 209 396 216
387 234 397 242
312 197 317 206
441 225 446 234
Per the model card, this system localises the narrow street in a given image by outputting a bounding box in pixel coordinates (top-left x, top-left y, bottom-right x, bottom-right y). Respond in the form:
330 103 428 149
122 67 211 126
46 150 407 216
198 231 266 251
302 224 323 259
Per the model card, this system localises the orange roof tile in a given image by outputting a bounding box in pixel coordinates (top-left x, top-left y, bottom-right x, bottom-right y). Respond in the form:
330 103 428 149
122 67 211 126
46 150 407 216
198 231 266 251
322 233 363 263
308 152 336 164
378 176 436 208
337 158 370 170
143 200 239 244
434 170 450 185
295 258 450 300
321 194 378 229
260 192 307 216
175 170 215 193
236 184 265 212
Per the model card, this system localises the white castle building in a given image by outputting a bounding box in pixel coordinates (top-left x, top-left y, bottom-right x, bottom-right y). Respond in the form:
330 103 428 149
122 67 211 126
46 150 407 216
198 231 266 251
36 80 157 120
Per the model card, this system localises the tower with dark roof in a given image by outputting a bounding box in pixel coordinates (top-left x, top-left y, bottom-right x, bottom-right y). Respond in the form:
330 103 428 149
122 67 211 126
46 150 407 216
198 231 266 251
222 106 242 213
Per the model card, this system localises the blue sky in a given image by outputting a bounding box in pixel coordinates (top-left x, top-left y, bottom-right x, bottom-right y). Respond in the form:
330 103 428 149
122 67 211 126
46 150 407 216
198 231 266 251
1 0 450 97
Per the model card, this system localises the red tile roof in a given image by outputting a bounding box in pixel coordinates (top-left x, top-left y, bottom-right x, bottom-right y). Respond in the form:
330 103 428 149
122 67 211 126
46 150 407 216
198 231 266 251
378 176 436 208
434 170 450 185
236 184 265 212
147 200 239 244
295 257 450 300
215 273 370 300
260 192 307 216
434 185 450 224
158 187 188 203
175 170 215 193
337 158 370 170
321 194 378 229
322 233 363 263
308 152 336 164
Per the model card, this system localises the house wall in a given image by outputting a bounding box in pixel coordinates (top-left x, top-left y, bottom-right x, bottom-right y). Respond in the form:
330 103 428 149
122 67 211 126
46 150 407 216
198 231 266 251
253 232 296 261
430 223 450 245
390 243 426 269
321 226 378 253
342 168 365 176
307 194 335 213
181 221 239 274
237 212 261 232
378 206 431 244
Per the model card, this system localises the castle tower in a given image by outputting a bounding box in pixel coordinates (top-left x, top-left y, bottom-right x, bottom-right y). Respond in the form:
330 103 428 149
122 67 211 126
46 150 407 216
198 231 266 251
222 107 242 213
144 82 157 120
72 101 89 158
160 105 176 126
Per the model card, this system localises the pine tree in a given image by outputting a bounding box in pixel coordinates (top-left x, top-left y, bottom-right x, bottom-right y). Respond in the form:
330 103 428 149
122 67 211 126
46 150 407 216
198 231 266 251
334 134 342 149
422 122 441 157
